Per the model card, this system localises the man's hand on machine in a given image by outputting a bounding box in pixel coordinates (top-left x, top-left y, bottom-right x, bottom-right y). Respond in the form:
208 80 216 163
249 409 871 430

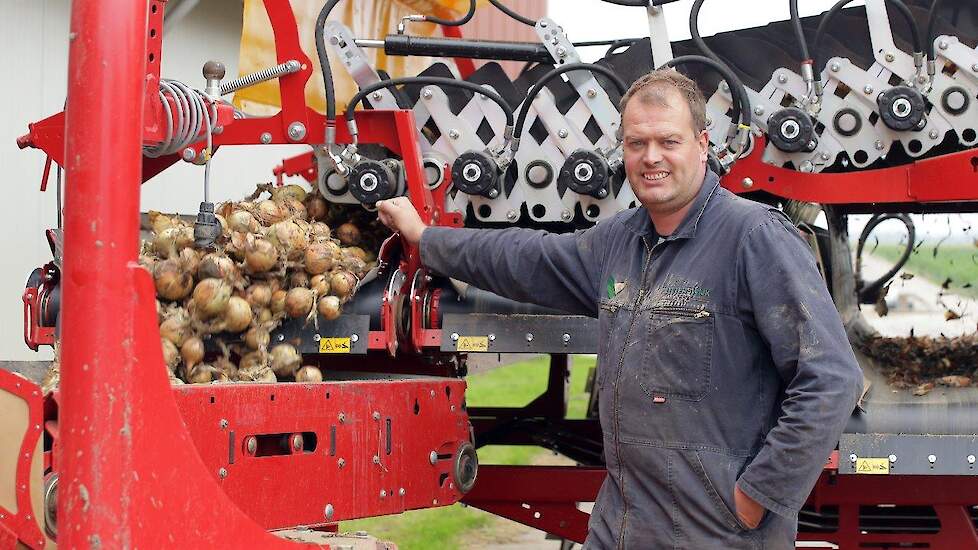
376 197 426 247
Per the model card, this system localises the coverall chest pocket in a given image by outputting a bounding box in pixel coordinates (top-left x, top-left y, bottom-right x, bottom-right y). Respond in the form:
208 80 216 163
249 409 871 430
641 307 715 401
596 300 622 387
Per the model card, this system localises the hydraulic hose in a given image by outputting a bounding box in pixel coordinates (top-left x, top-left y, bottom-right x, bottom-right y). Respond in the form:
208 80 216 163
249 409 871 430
789 0 811 61
813 0 924 96
925 0 946 78
488 0 537 27
423 0 476 27
512 62 629 153
689 0 722 64
855 213 916 304
660 55 750 140
345 76 515 142
315 0 343 126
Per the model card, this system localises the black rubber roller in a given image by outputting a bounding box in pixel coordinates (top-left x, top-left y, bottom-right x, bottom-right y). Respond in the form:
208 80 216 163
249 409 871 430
766 108 818 153
452 150 499 198
559 149 610 198
348 159 399 204
877 86 927 132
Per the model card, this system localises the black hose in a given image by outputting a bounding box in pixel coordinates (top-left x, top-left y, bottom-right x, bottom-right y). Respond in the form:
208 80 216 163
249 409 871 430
315 0 343 122
925 0 946 64
660 55 751 135
346 76 515 127
789 0 811 61
512 62 629 151
689 0 722 63
855 213 916 305
813 0 923 78
488 0 537 27
424 0 476 27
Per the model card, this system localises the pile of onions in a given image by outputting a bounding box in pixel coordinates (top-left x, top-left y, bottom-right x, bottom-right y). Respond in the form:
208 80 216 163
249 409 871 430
140 183 384 386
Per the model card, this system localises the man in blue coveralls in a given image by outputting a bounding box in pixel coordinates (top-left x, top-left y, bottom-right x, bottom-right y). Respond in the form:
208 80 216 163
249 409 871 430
377 69 863 549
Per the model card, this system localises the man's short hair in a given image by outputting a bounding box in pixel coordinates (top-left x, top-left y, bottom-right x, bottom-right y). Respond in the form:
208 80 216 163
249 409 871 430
618 69 708 137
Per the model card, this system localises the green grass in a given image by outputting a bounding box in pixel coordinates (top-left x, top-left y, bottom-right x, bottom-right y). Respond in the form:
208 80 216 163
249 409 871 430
872 243 978 298
341 355 597 549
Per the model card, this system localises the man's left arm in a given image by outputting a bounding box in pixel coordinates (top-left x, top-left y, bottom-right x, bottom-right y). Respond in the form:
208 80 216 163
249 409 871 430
734 212 864 522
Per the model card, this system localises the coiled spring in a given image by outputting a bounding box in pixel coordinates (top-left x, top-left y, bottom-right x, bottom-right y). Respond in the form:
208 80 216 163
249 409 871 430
143 79 217 159
220 60 300 96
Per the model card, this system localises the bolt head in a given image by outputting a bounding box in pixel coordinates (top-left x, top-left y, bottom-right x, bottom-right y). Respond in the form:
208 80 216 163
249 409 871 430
875 140 886 151
399 488 406 496
969 455 976 464
721 82 730 92
928 454 937 463
863 85 874 95
277 333 285 342
373 455 381 464
929 129 940 140
525 333 534 342
972 64 978 73
422 88 433 99
350 333 359 343
800 161 814 173
246 436 257 454
380 489 387 498
754 106 765 116
558 129 569 139
885 52 895 62
287 122 306 141
507 210 518 220
448 129 460 140
849 454 858 463
182 148 196 162
821 152 831 161
218 468 228 478
220 419 228 429
778 74 788 84
741 177 753 188
292 434 304 451
372 411 381 420
587 89 597 98
488 333 496 341
939 40 949 50
338 412 346 423
337 458 346 468
450 332 460 341
561 333 571 343
260 132 272 144
830 63 841 72
556 46 567 58
561 210 572 221
324 504 335 518
430 450 438 464
889 454 897 463
371 91 382 100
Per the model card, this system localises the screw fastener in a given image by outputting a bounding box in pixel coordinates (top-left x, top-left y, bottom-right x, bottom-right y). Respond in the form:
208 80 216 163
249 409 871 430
928 454 937 464
889 454 897 463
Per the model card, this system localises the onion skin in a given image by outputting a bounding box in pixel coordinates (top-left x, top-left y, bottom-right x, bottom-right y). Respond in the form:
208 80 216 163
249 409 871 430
270 290 288 314
289 271 310 289
159 315 190 347
192 278 232 319
227 210 260 234
309 222 332 243
295 365 323 383
329 270 357 299
244 326 270 350
318 295 342 320
256 199 287 225
198 253 236 281
180 336 205 370
336 223 361 246
154 259 193 301
310 274 330 297
267 220 308 260
244 237 279 274
161 338 180 373
245 284 272 309
304 194 328 221
284 287 315 318
188 364 214 384
179 247 201 277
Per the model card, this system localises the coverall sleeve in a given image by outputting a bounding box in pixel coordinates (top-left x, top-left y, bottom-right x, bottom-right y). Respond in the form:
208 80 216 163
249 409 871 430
734 212 864 520
419 224 607 317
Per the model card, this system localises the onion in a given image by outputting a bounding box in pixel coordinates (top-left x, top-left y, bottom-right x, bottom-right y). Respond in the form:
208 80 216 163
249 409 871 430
341 254 368 278
284 287 315 318
214 356 238 381
198 253 236 281
244 326 270 350
181 336 205 370
318 295 342 320
188 364 214 384
271 184 308 203
244 237 279 274
269 343 302 377
329 270 357 299
153 226 194 258
148 210 178 235
256 307 273 324
238 350 267 372
304 194 328 221
178 248 201 277
344 246 368 261
336 223 361 246
270 290 288 314
223 296 253 333
245 283 272 309
161 338 180 373
154 259 193 301
192 278 231 319
310 274 330 297
255 199 287 225
295 365 323 383
304 242 335 275
227 210 260 234
280 197 308 221
159 313 191 347
267 220 308 260
289 271 310 289
309 222 332 243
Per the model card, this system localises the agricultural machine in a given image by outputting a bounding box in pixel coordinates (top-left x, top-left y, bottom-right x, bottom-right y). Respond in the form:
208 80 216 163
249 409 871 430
4 0 978 547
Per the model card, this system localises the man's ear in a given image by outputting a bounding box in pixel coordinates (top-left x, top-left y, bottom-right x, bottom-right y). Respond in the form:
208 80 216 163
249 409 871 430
697 130 710 162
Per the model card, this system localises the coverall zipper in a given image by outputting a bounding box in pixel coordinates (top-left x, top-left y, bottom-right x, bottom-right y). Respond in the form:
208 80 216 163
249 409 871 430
614 237 657 550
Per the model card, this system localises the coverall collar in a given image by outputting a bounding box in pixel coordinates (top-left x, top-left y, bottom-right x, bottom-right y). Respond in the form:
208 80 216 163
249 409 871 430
622 169 722 241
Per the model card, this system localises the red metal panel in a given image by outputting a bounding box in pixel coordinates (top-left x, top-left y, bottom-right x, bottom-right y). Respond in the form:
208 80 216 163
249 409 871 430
0 370 46 549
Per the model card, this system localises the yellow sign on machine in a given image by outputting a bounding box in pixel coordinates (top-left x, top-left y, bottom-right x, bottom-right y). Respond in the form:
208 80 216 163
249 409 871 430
855 458 890 474
457 336 489 352
319 337 352 353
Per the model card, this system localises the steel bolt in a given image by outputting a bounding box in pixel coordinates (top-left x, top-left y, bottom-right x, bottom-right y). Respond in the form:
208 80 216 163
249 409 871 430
721 82 730 92
800 160 814 173
372 411 381 421
830 63 841 72
972 64 978 73
540 20 548 28
968 455 976 464
889 454 897 463
451 332 460 342
422 88 433 100
182 148 196 162
558 129 569 139
277 333 285 342
488 333 496 341
929 129 940 140
292 434 304 451
561 333 571 343
821 152 831 161
324 504 334 518
430 450 438 465
741 177 754 189
448 129 460 140
218 468 228 479
875 140 886 151
939 40 949 50
863 85 874 95
928 454 937 464
525 333 534 342
849 454 858 463
777 74 788 84
220 419 228 429
507 210 519 221
373 455 381 464
337 458 346 468
338 412 346 423
371 91 382 101
350 333 359 343
555 46 567 58
399 488 406 496
885 52 895 62
287 122 307 141
753 106 765 116
246 436 257 455
587 89 597 98
561 210 573 221
314 334 321 342
380 489 387 498
260 132 272 144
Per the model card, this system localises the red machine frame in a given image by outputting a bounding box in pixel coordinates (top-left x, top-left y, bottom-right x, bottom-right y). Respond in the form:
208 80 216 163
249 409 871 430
7 0 978 548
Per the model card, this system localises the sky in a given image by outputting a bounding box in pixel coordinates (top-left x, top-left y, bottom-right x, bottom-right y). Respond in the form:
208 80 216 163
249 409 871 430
547 0 977 243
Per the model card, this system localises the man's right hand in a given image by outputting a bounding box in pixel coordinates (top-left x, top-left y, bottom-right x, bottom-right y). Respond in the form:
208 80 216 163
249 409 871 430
376 196 427 247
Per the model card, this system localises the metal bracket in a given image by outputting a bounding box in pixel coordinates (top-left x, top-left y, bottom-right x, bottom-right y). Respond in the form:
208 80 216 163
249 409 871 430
646 3 674 67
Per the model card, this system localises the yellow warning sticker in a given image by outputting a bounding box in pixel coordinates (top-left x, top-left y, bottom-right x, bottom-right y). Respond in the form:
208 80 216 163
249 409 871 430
855 458 890 474
457 336 489 352
319 337 352 353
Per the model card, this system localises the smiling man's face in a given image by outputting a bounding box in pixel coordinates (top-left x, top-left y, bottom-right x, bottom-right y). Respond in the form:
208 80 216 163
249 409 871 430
622 86 710 217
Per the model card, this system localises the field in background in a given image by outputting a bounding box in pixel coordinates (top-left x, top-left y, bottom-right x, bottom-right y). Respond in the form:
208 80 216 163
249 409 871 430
342 355 596 550
871 244 978 298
